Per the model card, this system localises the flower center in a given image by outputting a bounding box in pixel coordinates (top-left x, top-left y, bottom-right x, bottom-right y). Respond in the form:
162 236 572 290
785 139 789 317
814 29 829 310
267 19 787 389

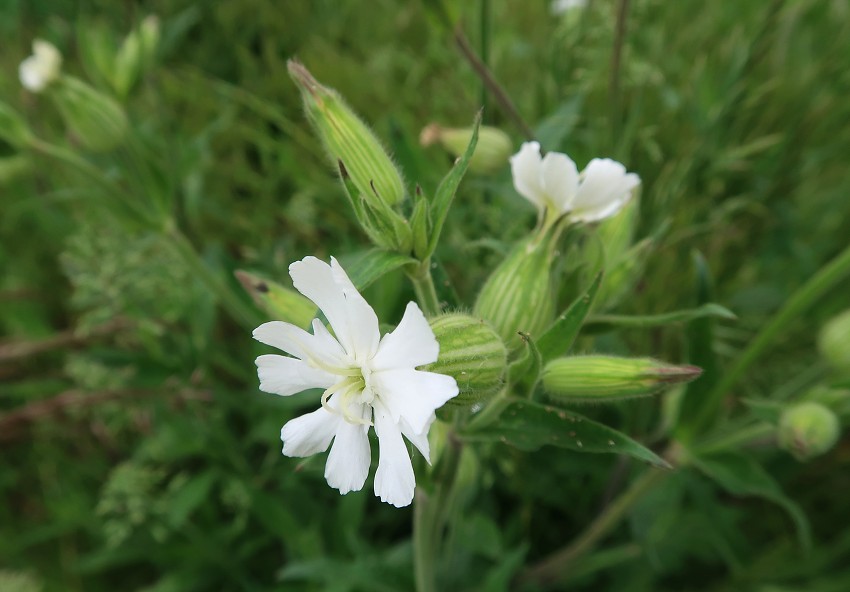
318 363 376 426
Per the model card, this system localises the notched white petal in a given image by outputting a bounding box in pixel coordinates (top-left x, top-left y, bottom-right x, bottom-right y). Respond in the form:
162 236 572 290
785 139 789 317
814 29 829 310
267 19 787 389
289 256 380 359
372 368 459 434
280 405 340 457
510 141 546 210
255 354 335 396
372 302 439 371
373 404 415 508
324 406 372 494
540 151 579 213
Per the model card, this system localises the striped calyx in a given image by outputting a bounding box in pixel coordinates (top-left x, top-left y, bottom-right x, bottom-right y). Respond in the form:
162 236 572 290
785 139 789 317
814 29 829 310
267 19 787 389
424 313 507 406
542 356 702 402
473 235 556 349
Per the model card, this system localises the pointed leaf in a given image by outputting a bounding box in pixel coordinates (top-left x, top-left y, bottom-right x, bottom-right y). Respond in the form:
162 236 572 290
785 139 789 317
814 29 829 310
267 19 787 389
537 272 602 363
583 303 736 333
463 398 671 468
425 111 481 258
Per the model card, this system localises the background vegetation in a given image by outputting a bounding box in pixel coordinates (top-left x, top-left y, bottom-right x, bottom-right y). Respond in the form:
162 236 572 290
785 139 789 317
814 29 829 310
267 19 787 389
2 0 849 590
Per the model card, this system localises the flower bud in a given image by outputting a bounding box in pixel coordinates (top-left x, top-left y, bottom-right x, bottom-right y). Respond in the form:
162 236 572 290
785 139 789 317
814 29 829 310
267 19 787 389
818 309 850 376
235 270 316 329
778 402 841 461
420 123 512 174
542 356 702 402
425 313 508 406
288 60 404 207
112 16 160 98
474 235 556 349
52 77 128 151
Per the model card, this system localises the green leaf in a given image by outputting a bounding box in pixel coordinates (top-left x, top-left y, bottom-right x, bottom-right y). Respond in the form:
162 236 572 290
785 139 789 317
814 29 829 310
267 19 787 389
425 111 481 259
583 303 736 333
339 249 416 291
689 451 812 549
537 272 602 363
463 398 671 469
167 471 217 528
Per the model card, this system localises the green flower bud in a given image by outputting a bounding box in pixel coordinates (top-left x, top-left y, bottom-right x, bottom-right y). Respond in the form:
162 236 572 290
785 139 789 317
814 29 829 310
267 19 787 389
112 16 160 98
288 60 404 207
425 313 508 406
474 234 557 349
235 270 316 329
818 309 850 376
52 77 128 151
542 355 702 402
778 402 841 461
420 123 512 174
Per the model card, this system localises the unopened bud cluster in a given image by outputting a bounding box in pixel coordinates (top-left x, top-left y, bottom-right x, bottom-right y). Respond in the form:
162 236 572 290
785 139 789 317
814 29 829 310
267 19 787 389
818 309 850 376
542 356 702 402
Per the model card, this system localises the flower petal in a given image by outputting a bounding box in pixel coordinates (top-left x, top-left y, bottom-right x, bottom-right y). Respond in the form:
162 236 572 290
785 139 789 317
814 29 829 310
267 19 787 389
253 320 336 363
400 415 432 463
371 302 439 371
324 404 372 494
571 159 640 222
280 405 340 457
255 354 336 396
372 368 458 434
289 256 380 361
510 142 546 211
540 151 579 213
373 402 415 507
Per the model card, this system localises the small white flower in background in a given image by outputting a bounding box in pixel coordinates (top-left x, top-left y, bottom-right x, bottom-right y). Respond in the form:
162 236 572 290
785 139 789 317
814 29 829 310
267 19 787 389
551 0 587 16
510 141 640 224
253 256 458 507
19 39 62 93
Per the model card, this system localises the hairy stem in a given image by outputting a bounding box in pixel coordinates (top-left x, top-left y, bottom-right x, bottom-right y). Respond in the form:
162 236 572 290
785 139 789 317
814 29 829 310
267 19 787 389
408 260 442 317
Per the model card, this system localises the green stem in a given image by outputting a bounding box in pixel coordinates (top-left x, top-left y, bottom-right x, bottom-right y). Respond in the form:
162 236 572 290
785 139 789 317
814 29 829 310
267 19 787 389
516 468 665 590
167 226 261 330
696 242 850 430
693 422 776 455
413 429 463 592
408 260 442 317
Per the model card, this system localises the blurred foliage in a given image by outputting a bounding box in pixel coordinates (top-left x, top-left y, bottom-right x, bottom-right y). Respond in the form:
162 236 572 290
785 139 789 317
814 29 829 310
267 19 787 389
2 0 849 591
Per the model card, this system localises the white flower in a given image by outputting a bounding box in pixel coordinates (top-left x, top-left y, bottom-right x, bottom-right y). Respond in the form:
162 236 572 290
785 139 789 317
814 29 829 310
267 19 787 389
253 256 458 507
19 39 62 93
510 141 640 224
551 0 587 15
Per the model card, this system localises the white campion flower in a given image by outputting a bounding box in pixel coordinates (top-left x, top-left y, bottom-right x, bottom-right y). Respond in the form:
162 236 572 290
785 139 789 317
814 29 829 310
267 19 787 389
19 39 62 93
510 141 640 224
253 256 459 507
